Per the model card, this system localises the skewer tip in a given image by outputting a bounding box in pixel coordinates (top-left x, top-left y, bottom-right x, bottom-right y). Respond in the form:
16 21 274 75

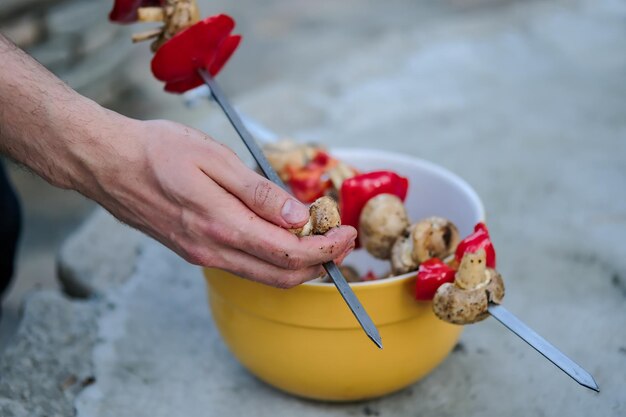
369 334 383 349
580 375 600 393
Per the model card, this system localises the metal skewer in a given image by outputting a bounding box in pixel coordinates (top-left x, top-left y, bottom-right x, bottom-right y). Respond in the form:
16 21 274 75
197 69 383 349
488 304 599 392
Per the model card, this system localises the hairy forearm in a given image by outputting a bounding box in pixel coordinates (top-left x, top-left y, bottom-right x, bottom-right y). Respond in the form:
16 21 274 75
0 33 137 193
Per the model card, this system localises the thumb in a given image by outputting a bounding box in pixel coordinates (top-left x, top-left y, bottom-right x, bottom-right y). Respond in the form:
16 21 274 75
210 159 310 228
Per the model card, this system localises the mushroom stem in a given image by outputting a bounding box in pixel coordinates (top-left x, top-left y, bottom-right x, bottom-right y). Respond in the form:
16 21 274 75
132 28 163 43
137 7 165 22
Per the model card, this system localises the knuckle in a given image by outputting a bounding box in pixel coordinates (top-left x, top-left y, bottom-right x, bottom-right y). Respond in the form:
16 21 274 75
182 246 215 267
215 141 237 157
253 180 274 209
284 254 304 271
202 221 235 247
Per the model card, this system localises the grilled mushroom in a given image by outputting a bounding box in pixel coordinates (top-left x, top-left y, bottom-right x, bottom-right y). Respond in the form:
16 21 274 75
432 249 505 325
359 194 410 259
390 216 460 275
290 196 341 237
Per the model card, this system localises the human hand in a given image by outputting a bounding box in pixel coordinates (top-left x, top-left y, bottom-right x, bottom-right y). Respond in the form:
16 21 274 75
0 34 355 286
84 117 357 288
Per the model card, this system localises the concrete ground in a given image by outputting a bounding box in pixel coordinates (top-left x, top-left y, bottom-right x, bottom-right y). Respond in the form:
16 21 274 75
1 0 625 415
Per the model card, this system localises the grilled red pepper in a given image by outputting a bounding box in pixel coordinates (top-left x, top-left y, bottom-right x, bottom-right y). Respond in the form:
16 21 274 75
339 171 409 243
109 0 163 23
151 14 241 93
414 258 456 300
286 151 336 203
454 222 496 268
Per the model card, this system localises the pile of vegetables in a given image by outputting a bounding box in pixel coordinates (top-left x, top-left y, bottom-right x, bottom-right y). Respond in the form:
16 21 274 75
264 140 505 324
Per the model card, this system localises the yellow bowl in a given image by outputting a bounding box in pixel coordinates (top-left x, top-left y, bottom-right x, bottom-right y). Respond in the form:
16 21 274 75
204 149 485 401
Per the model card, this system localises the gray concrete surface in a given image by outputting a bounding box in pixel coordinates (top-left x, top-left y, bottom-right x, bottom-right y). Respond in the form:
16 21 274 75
0 291 100 417
1 0 626 415
57 209 143 298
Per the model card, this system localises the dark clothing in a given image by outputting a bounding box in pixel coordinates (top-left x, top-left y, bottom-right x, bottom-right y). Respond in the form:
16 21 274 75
0 160 21 301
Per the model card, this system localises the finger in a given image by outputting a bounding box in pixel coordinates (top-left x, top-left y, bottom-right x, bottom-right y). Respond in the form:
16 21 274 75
198 148 310 229
204 190 357 269
334 241 356 266
238 219 358 270
177 165 357 270
207 244 326 289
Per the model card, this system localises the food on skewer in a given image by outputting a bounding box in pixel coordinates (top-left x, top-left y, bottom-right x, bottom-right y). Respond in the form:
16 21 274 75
290 196 340 237
339 171 409 243
109 0 163 23
132 0 200 51
358 194 410 259
432 249 505 324
413 259 457 300
454 222 496 268
390 217 460 275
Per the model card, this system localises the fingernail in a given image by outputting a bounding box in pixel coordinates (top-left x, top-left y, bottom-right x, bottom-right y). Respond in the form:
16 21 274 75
281 199 309 225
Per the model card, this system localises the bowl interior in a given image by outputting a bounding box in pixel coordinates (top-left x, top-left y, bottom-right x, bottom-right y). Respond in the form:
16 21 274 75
323 148 485 279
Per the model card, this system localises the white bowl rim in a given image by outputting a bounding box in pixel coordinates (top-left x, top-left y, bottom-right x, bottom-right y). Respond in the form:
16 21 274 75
302 147 486 288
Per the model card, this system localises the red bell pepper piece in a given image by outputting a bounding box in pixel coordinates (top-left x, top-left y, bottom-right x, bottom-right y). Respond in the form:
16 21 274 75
414 258 456 300
454 222 496 268
151 14 241 93
339 171 409 244
109 0 163 23
286 151 336 203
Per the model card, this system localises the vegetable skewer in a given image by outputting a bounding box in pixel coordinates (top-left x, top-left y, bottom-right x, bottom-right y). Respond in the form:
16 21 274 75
231 112 599 392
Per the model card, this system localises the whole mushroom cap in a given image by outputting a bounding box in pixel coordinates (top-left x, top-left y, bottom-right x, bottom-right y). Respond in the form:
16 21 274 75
410 217 460 263
309 196 341 235
390 216 460 276
390 230 417 275
359 194 410 260
291 196 341 237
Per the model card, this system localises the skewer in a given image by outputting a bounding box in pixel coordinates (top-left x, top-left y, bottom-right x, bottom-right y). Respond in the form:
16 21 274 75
197 69 383 349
